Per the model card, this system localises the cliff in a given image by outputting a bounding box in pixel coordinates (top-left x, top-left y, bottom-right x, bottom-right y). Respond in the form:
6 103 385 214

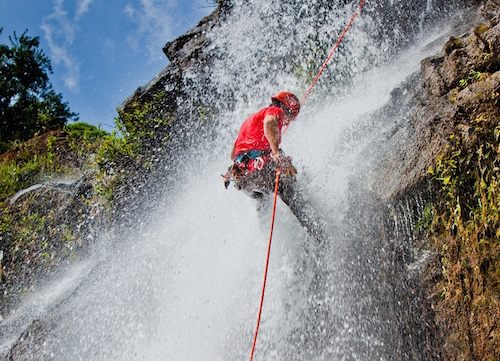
367 1 500 359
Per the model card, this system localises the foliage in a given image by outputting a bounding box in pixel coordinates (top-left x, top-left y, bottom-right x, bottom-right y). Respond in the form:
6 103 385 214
428 110 500 359
90 93 173 204
0 83 176 314
0 123 107 204
0 134 64 202
0 187 92 311
0 157 42 201
116 91 172 152
0 90 174 207
0 28 78 143
65 122 109 143
459 69 484 88
0 129 107 311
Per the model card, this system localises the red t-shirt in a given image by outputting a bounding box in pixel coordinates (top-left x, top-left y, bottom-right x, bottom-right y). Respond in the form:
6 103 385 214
233 106 284 156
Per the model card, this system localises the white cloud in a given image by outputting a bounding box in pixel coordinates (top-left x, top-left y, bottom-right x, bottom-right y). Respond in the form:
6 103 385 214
124 0 176 57
76 0 94 20
43 0 76 43
40 20 81 91
41 0 92 92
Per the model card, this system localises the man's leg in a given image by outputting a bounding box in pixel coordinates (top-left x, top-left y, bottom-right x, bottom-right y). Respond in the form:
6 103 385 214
233 162 328 243
278 180 328 244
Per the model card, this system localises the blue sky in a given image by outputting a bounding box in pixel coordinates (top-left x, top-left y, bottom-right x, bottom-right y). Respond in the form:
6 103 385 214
0 0 215 131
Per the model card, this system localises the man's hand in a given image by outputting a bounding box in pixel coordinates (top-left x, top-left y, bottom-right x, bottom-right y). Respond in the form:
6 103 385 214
270 149 286 166
271 150 297 181
271 149 293 168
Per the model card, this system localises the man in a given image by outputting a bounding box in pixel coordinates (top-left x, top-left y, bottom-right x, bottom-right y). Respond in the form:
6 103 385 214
223 91 327 243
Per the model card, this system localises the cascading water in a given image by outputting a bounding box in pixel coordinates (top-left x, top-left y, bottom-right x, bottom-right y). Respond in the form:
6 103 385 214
1 0 481 360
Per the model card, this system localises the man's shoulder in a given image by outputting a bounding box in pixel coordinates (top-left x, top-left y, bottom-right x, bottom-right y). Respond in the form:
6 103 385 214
263 106 282 117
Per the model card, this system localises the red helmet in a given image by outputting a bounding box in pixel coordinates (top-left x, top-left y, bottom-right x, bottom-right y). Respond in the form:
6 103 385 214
271 91 300 118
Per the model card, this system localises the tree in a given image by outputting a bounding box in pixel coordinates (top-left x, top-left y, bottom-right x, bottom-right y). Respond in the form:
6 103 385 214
0 28 78 145
65 121 109 143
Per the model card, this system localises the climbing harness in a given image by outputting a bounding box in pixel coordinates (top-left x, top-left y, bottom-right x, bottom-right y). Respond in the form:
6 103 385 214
249 168 280 361
247 1 366 360
222 150 271 188
222 150 297 189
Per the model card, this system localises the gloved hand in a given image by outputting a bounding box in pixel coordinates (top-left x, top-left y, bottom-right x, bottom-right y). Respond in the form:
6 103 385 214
270 149 287 167
271 149 297 182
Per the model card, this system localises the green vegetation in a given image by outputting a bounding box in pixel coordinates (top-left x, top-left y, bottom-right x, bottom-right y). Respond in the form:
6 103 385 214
428 106 500 358
0 133 62 201
116 91 172 151
92 91 173 202
0 28 78 145
0 25 85 300
0 88 175 311
65 122 109 142
0 82 173 302
459 69 484 88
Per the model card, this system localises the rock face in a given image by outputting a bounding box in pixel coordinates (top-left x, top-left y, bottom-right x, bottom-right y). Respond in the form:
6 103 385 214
0 129 106 317
372 0 500 200
0 175 101 315
364 1 500 359
120 3 231 120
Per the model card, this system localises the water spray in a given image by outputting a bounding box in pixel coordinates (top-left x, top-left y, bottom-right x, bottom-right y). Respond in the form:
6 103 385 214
248 1 366 359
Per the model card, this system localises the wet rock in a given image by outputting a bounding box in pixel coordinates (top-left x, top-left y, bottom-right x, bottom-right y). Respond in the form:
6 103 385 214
0 175 101 316
121 3 229 116
420 14 500 101
6 319 45 361
481 0 500 21
370 10 500 361
421 54 447 98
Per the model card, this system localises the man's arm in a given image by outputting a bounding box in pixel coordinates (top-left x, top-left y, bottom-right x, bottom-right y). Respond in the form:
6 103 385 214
263 114 280 157
230 143 236 160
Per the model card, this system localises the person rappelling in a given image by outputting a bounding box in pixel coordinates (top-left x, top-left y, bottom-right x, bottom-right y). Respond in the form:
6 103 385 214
222 91 327 243
234 4 365 360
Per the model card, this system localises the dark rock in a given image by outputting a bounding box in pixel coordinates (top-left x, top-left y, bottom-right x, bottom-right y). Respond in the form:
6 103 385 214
122 4 228 116
421 54 447 98
0 175 101 317
420 17 500 102
368 10 500 361
3 1 500 360
481 0 500 21
6 319 45 361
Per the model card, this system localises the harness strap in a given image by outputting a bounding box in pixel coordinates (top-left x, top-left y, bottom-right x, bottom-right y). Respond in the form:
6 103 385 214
234 150 269 164
222 150 271 187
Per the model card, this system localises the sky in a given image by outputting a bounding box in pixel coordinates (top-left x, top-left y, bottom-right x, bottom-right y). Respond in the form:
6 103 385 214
0 0 215 131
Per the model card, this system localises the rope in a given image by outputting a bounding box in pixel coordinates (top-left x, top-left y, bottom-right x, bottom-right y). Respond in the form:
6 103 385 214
283 0 365 135
248 1 365 359
300 0 365 105
249 168 280 361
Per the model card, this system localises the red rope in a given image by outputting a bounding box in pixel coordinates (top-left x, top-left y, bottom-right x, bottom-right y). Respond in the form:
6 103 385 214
301 0 365 105
283 0 365 135
248 2 365 358
249 168 280 361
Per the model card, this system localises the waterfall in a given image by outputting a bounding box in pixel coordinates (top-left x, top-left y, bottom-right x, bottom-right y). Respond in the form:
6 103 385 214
1 0 478 360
